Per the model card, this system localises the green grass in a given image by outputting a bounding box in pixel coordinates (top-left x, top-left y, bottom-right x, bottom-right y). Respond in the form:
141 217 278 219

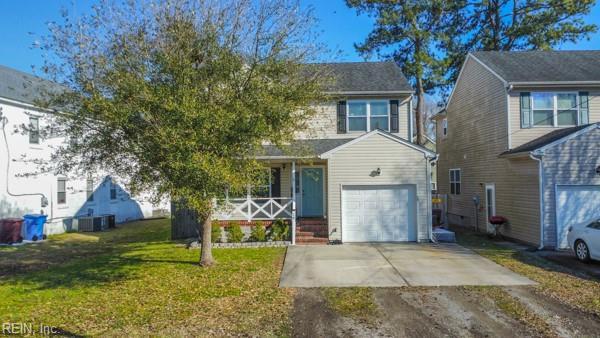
322 288 378 323
0 219 293 336
454 227 600 317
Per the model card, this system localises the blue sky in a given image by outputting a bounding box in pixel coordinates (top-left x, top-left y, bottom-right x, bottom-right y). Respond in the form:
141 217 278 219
1 0 599 76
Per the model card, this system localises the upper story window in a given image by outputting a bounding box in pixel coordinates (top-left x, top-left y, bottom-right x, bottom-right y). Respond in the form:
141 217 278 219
86 177 94 202
110 180 117 200
449 169 461 195
29 117 40 144
347 101 389 132
524 92 582 128
57 178 67 204
442 118 448 137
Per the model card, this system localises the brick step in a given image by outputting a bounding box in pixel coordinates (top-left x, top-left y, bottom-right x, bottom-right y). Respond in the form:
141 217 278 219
296 237 329 244
298 219 327 226
296 225 328 232
295 231 328 238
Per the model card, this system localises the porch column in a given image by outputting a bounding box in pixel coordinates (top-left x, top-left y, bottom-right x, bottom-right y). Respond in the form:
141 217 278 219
291 161 296 245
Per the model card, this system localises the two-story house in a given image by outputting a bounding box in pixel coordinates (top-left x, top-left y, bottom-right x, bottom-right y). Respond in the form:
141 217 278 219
434 51 600 250
0 64 165 235
177 61 437 244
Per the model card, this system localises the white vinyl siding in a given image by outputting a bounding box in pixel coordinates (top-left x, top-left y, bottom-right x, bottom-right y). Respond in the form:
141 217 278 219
327 133 430 242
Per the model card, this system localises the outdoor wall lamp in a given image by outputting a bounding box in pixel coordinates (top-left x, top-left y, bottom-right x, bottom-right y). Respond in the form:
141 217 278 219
370 167 381 177
596 165 600 176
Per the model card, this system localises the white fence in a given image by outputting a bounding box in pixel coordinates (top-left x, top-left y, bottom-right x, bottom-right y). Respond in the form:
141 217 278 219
214 197 293 221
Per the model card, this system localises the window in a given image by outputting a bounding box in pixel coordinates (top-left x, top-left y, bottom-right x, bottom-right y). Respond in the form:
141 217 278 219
57 178 67 204
531 92 579 127
86 177 94 202
442 118 448 137
449 169 461 195
110 180 117 200
347 101 389 132
252 169 271 198
29 117 40 144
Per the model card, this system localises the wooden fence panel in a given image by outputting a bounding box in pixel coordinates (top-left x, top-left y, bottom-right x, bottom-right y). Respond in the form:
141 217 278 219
171 201 201 240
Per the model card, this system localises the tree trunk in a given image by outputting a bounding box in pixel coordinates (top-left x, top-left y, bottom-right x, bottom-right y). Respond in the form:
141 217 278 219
199 206 215 267
415 76 426 145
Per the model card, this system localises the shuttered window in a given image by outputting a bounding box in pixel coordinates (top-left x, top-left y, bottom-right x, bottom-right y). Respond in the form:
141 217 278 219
347 100 390 132
522 92 582 128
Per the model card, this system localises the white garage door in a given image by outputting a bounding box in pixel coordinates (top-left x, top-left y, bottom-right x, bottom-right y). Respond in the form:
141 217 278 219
556 185 600 249
342 185 417 242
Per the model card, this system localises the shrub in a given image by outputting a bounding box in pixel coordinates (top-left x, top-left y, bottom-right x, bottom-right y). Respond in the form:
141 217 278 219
211 221 223 243
226 221 244 243
249 221 267 242
269 219 289 241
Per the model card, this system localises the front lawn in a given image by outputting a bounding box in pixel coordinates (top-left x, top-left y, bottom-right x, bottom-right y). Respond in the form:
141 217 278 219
453 227 600 317
0 219 293 336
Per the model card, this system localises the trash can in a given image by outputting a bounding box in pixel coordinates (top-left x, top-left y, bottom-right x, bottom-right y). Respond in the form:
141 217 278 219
22 214 48 241
0 218 24 244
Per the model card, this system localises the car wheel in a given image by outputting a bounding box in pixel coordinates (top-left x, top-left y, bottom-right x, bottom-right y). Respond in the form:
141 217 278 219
575 240 591 262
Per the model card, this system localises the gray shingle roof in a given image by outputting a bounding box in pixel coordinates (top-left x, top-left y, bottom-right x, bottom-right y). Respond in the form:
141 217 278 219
500 123 598 156
259 138 354 157
307 61 413 93
471 50 600 83
0 65 64 105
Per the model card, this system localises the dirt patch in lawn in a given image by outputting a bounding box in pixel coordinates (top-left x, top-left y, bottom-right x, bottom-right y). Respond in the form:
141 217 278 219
292 286 600 337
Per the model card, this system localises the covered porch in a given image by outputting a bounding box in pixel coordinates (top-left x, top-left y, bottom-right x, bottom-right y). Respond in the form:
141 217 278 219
213 159 329 244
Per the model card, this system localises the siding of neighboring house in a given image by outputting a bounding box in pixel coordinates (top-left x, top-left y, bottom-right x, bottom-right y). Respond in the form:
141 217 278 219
437 56 541 245
540 126 600 247
509 88 600 148
326 133 430 241
0 99 165 235
298 96 411 140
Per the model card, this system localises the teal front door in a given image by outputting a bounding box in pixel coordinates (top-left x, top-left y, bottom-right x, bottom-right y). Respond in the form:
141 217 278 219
301 168 324 217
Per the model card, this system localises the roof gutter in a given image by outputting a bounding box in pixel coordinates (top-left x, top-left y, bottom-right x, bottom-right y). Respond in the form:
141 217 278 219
325 90 414 96
529 151 545 250
509 81 600 87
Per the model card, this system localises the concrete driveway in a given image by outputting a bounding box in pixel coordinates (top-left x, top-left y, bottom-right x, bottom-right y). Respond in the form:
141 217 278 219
280 243 534 287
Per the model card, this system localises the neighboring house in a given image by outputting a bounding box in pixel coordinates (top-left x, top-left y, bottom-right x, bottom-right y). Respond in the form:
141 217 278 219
175 62 437 244
0 65 165 235
434 50 600 250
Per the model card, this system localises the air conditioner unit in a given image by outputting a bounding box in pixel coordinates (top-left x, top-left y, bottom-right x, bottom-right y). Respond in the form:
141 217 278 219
77 216 106 232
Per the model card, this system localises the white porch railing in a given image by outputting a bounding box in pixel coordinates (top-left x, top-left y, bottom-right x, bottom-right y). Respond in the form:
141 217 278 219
214 197 293 221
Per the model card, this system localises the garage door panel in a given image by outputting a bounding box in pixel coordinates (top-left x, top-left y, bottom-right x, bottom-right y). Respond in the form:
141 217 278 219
342 185 417 242
556 185 600 249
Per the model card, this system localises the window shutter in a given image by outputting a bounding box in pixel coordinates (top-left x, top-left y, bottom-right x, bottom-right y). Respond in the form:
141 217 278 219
337 101 347 133
520 92 531 129
579 92 589 125
390 100 399 133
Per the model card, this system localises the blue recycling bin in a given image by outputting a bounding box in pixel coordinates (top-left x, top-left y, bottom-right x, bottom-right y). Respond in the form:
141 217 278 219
22 214 48 241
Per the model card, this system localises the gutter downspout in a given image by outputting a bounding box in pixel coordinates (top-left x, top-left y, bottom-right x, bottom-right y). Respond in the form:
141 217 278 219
427 154 439 243
529 152 545 250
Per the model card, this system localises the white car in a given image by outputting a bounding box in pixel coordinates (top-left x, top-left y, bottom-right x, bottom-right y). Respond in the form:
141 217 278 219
567 219 600 262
